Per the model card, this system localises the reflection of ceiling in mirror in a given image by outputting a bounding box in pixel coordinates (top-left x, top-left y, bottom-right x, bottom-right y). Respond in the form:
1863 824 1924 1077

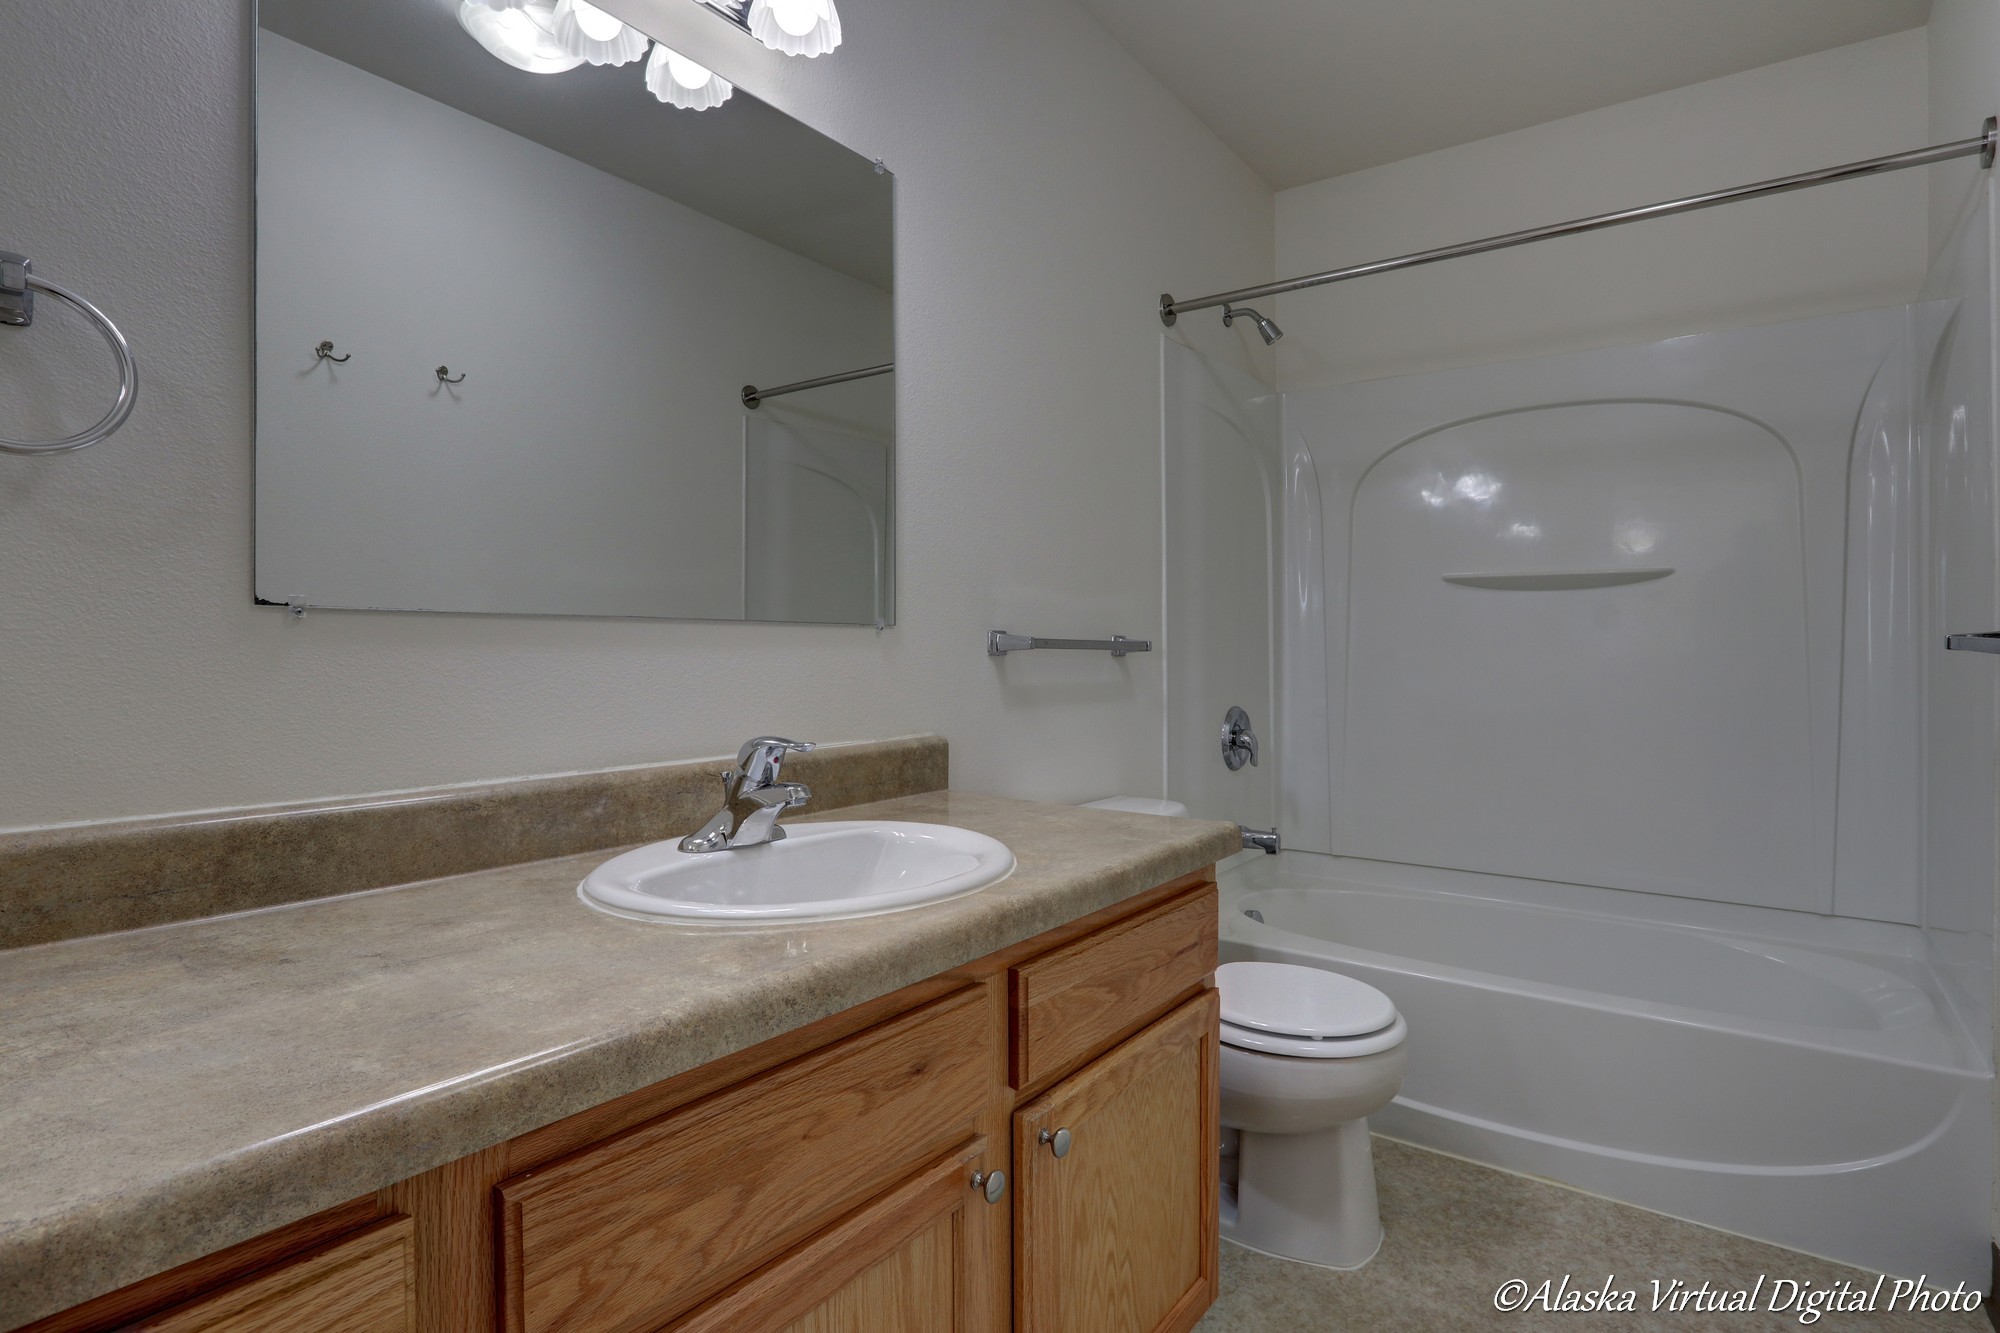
257 0 891 290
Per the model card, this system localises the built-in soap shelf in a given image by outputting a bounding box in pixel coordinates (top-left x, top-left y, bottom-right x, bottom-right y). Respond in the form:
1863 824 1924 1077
1441 568 1673 591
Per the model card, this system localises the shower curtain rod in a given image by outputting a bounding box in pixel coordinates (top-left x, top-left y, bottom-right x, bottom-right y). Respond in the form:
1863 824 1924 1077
1159 117 1998 327
742 361 894 408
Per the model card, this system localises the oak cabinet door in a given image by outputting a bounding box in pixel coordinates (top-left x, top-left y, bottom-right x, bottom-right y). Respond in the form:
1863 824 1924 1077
499 989 993 1333
666 1138 1005 1333
1014 992 1220 1333
128 1218 415 1333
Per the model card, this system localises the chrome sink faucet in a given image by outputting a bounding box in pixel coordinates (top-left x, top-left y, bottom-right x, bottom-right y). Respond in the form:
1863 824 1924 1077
679 736 817 853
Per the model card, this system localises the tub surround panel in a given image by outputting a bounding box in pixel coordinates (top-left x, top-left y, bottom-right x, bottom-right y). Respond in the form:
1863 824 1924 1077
0 735 947 950
0 791 1240 1328
1282 307 1926 917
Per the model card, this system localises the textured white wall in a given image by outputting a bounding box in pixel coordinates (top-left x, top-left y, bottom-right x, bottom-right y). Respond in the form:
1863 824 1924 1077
1273 31 1930 391
0 0 1272 829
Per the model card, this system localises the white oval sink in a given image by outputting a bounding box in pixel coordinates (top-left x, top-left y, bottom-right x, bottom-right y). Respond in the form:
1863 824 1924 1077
579 820 1016 924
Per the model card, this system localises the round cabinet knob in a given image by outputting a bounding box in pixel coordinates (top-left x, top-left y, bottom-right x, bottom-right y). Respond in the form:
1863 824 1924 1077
971 1169 1007 1204
1040 1127 1072 1158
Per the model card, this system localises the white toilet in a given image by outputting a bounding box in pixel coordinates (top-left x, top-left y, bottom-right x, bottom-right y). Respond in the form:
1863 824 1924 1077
1076 799 1407 1267
1217 960 1407 1270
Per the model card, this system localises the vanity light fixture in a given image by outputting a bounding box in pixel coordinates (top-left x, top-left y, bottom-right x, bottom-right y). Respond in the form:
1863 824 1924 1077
456 0 585 74
552 0 651 65
747 0 842 58
644 42 734 110
460 0 843 105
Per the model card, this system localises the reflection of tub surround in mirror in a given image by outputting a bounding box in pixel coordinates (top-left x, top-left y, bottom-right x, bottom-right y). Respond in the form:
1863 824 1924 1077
253 0 892 624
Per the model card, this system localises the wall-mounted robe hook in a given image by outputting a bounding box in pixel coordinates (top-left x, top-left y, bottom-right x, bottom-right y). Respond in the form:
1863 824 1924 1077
314 340 350 363
435 365 465 385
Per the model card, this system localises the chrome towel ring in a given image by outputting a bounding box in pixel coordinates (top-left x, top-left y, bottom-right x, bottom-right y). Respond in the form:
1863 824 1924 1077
1 250 139 455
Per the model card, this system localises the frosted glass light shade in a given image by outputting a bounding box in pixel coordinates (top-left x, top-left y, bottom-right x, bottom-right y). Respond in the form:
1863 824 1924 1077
748 0 841 57
457 1 585 73
553 0 650 65
644 42 734 110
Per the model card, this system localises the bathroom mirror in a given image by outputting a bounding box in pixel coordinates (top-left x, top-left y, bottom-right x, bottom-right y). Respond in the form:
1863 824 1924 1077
253 0 895 625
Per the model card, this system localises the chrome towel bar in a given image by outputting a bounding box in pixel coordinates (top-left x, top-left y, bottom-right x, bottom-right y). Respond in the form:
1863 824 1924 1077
1 249 139 455
988 631 1152 657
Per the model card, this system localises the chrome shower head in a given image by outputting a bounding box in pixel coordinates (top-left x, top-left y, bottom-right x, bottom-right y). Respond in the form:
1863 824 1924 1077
1223 303 1282 345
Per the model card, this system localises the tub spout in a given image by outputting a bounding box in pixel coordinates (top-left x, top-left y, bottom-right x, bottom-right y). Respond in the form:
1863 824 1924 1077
1241 826 1281 855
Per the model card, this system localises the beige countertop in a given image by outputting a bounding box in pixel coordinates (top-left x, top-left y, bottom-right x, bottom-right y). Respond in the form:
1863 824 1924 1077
0 790 1239 1329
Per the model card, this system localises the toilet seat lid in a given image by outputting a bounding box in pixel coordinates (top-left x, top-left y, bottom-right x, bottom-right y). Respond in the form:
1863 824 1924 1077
1216 960 1397 1039
1220 1012 1406 1059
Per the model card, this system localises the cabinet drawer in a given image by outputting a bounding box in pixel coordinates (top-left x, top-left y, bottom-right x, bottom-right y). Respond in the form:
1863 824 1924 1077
499 986 995 1333
666 1139 995 1333
130 1217 414 1333
1011 884 1216 1091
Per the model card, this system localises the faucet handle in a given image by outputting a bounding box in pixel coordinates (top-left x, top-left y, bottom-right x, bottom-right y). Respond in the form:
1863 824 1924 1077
736 736 816 786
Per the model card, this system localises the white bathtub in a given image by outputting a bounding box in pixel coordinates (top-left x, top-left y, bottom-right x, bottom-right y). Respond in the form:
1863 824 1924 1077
1220 853 1993 1283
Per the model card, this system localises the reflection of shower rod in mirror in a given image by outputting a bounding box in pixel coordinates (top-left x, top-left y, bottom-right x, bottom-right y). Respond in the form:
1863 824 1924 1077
742 361 893 409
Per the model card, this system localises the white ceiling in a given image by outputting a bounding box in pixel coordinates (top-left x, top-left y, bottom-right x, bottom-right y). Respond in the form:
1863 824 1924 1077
1074 0 1932 190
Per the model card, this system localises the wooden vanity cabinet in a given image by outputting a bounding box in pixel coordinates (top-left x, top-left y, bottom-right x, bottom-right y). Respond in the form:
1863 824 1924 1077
25 871 1218 1333
495 987 999 1333
129 1218 416 1333
666 1137 999 1333
1014 994 1221 1333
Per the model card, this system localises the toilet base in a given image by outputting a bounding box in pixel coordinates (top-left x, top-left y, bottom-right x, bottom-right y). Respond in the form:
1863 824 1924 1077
1220 1222 1385 1273
1226 1117 1383 1270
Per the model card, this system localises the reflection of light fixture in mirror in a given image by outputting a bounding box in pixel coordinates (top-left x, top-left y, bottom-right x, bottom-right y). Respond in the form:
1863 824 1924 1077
748 0 842 58
553 0 650 65
457 1 586 73
644 42 734 109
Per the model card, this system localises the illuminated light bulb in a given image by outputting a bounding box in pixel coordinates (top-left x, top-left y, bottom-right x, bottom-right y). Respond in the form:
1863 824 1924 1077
770 0 820 35
456 1 585 73
553 0 650 64
570 0 623 38
667 50 713 88
644 41 734 110
747 0 841 57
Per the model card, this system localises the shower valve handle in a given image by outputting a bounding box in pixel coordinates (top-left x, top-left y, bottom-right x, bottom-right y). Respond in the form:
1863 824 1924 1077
1222 705 1259 770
